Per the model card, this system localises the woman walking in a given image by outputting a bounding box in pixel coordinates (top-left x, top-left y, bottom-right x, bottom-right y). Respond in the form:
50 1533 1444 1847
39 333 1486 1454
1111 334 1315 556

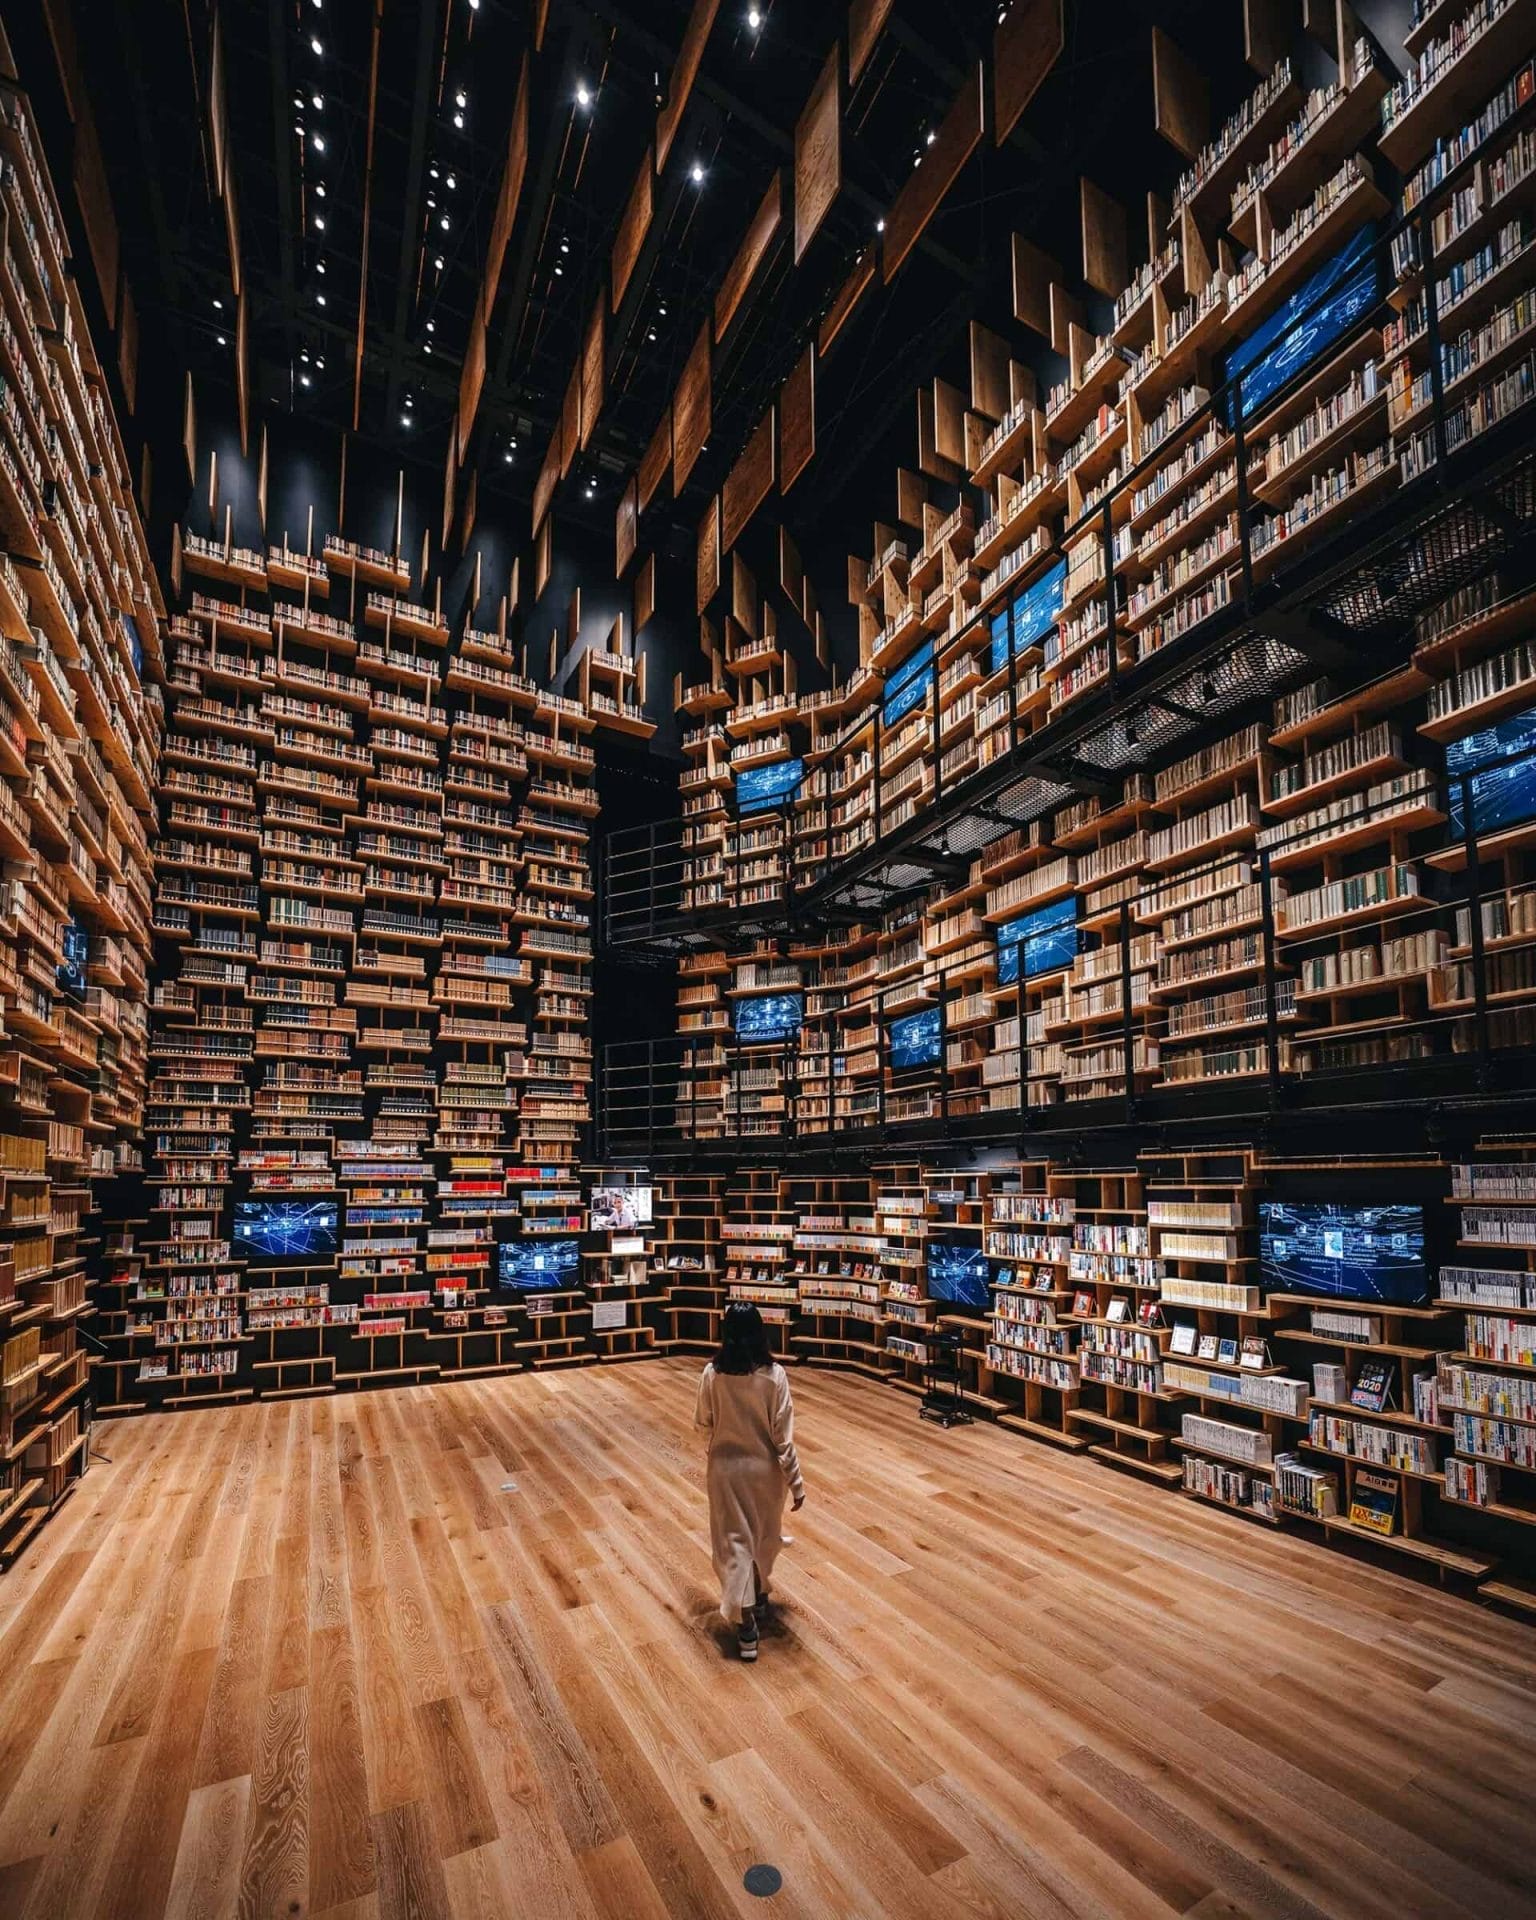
694 1303 805 1660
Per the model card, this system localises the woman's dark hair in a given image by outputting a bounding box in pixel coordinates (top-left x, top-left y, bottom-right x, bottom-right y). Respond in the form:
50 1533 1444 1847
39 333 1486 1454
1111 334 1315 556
713 1302 773 1374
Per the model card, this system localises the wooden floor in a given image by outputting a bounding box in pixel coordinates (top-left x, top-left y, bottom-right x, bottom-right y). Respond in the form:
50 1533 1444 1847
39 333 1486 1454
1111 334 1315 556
0 1361 1534 1920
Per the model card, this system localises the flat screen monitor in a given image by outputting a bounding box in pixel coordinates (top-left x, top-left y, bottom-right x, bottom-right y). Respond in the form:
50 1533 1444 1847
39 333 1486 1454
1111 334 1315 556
590 1185 654 1231
499 1238 579 1291
882 641 935 727
889 1007 941 1072
734 993 803 1045
1222 222 1380 423
58 915 89 998
996 899 1078 984
1446 703 1536 839
927 1240 991 1309
1258 1201 1428 1306
234 1200 338 1260
989 560 1067 673
736 759 804 815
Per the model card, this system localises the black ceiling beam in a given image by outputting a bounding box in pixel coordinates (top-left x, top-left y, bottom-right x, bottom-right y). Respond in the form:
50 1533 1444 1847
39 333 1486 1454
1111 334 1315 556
265 0 299 375
383 1 442 429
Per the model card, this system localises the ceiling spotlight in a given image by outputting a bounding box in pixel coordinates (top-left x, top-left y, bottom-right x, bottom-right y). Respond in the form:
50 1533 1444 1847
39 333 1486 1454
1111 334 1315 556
659 302 667 315
423 342 432 353
690 162 705 184
470 0 480 10
453 111 464 128
509 435 518 448
647 329 656 341
429 164 440 179
315 183 326 197
440 214 450 230
446 173 456 189
300 347 310 361
560 239 569 254
316 292 327 306
213 297 224 310
748 5 761 24
401 412 412 428
315 357 325 369
312 92 323 109
315 214 326 231
425 319 435 333
455 89 467 108
503 448 513 463
311 36 323 54
300 373 312 387
876 217 885 232
316 259 326 273
576 83 591 108
925 127 937 145
434 254 444 269
216 334 227 346
554 264 564 276
312 133 325 152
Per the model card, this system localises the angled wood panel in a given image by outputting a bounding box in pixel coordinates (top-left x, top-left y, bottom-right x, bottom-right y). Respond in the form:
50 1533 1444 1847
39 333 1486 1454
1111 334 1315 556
1011 235 1059 337
696 496 720 615
611 148 653 312
848 0 893 84
656 0 721 173
639 412 671 512
794 46 840 263
882 64 983 281
484 57 529 320
635 553 656 633
580 298 605 451
715 173 782 343
721 409 776 554
993 0 1063 146
1152 28 1208 161
779 341 815 494
560 367 582 477
533 437 559 533
1080 177 1128 298
672 322 711 494
457 307 487 463
615 477 638 579
819 251 875 356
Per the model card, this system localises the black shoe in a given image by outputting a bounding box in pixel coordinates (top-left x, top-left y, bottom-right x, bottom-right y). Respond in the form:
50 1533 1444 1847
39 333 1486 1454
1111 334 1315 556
753 1589 771 1621
738 1616 759 1662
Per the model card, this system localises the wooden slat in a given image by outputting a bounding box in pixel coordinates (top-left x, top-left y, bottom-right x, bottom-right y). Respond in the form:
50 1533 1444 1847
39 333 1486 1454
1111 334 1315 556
794 45 840 262
672 323 711 495
615 477 638 579
483 56 530 321
639 410 671 512
715 173 782 343
1152 27 1209 162
993 0 1064 146
882 63 984 281
580 298 605 452
611 148 653 312
656 0 722 173
560 366 581 478
1080 176 1128 299
819 250 875 356
848 0 893 84
635 552 656 633
779 341 815 493
720 408 775 554
696 496 720 615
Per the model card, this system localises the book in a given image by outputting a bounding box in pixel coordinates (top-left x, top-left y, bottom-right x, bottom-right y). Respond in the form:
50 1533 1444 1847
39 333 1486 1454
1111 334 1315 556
1217 1337 1239 1365
1197 1334 1219 1360
1348 1467 1400 1535
1169 1323 1198 1356
1240 1335 1269 1370
1350 1359 1396 1413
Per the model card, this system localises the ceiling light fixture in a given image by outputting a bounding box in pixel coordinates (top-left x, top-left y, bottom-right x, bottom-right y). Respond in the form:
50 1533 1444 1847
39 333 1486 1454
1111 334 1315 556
315 183 326 197
503 448 513 463
446 173 456 189
433 254 444 270
213 297 224 310
300 373 312 386
748 6 761 25
316 292 327 306
316 357 325 369
926 127 937 145
312 133 325 152
576 83 591 108
401 413 412 428
315 214 326 231
312 92 323 109
690 162 705 184
876 217 885 232
440 214 450 230
216 334 227 346
311 36 323 54
316 259 326 273
453 112 464 128
425 319 435 333
455 88 467 108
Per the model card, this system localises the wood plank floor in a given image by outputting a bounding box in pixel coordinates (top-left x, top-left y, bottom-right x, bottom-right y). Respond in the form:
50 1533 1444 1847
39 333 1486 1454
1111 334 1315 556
0 1358 1534 1920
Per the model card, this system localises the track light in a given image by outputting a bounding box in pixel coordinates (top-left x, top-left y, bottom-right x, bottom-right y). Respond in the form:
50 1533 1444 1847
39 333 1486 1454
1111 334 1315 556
576 83 591 108
453 112 464 128
690 162 705 184
311 36 323 54
748 5 761 24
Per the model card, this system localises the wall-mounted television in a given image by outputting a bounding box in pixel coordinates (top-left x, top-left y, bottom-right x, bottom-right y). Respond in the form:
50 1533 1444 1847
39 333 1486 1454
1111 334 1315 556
889 1006 941 1072
736 759 804 815
996 899 1078 986
926 1239 991 1309
1222 222 1380 424
234 1200 338 1259
1446 703 1536 840
1258 1201 1428 1306
498 1238 580 1291
58 915 90 998
989 559 1067 674
590 1185 654 1231
734 993 803 1045
882 640 935 727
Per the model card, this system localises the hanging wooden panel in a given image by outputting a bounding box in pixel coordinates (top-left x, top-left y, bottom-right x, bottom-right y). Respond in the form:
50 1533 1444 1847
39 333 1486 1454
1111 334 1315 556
560 366 581 476
656 0 721 172
457 307 487 463
611 149 653 311
721 409 776 554
580 299 605 450
533 437 559 533
535 516 552 599
882 64 983 280
615 476 638 579
993 0 1063 146
848 0 893 84
696 496 720 615
484 57 529 320
794 46 840 262
639 413 671 512
635 553 656 633
672 322 711 494
1152 28 1207 161
779 341 815 494
715 173 782 343
818 250 875 355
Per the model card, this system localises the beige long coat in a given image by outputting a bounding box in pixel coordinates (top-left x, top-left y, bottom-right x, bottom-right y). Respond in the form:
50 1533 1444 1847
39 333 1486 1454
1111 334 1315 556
694 1360 805 1622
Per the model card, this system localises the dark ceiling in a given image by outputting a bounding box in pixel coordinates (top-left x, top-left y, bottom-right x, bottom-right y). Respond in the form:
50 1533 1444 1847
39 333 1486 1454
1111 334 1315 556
71 0 1271 587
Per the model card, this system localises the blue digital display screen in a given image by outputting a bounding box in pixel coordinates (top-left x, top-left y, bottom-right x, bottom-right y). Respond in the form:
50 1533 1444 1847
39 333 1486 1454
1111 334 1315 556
1258 1202 1428 1306
734 993 803 1044
121 612 143 679
234 1201 338 1259
995 899 1078 984
926 1240 991 1309
989 560 1067 673
889 1006 941 1072
882 641 935 727
499 1238 579 1290
1447 704 1536 839
736 759 805 815
58 915 89 997
1222 223 1380 423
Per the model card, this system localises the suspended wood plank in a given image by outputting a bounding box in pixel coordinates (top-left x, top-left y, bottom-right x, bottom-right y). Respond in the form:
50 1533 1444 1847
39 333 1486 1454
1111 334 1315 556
457 307 487 462
657 0 721 173
1152 28 1208 161
969 322 1010 422
615 476 638 579
611 147 653 311
715 173 782 343
779 526 804 613
779 341 815 493
819 250 875 356
882 64 983 281
559 366 581 477
443 409 458 548
794 45 840 262
848 0 893 84
461 467 477 553
672 322 711 494
896 468 925 528
580 298 604 451
721 409 776 554
535 516 552 599
533 437 559 533
933 377 966 468
696 496 720 615
639 412 671 511
993 0 1063 146
1011 234 1059 337
1080 177 1128 298
635 553 656 633
917 388 961 484
234 290 249 453
484 56 529 321
1251 0 1295 69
